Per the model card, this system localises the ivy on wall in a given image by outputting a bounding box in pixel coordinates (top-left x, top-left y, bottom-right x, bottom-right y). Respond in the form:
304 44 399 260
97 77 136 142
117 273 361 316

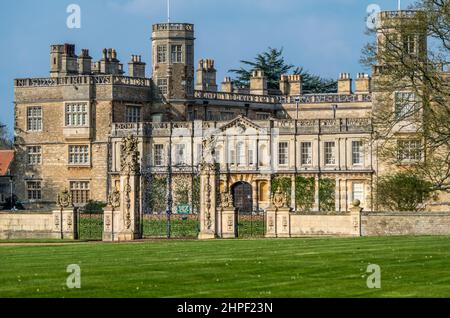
271 176 292 203
295 176 315 213
319 178 336 212
147 176 167 213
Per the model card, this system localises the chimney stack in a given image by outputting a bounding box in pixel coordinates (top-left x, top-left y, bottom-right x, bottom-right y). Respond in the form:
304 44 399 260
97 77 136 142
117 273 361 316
250 70 268 95
128 55 146 78
355 73 371 93
338 73 352 94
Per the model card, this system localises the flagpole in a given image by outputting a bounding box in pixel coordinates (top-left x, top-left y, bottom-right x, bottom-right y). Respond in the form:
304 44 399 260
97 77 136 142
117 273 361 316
168 0 170 23
398 0 401 11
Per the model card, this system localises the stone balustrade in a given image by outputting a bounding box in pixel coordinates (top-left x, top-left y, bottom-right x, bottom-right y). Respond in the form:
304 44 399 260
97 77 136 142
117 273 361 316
111 118 372 137
194 90 372 105
14 75 152 88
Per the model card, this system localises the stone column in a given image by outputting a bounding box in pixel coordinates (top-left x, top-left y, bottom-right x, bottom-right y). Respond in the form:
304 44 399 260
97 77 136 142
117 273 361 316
103 188 121 242
115 135 142 242
265 189 291 238
53 189 77 240
350 200 363 236
199 163 218 239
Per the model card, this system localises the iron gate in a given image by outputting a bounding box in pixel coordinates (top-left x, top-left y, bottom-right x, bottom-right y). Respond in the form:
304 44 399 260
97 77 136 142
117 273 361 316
236 209 266 238
77 207 104 241
142 211 199 239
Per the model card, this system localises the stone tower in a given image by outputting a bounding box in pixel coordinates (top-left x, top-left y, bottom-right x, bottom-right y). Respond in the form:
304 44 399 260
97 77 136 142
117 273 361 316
376 10 428 67
151 23 195 100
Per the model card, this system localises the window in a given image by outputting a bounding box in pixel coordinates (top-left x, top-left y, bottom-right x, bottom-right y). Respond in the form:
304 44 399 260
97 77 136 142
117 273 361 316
156 45 167 63
27 107 42 131
171 45 182 63
70 181 90 205
126 106 141 123
230 149 236 165
65 103 88 127
352 183 364 202
301 142 312 165
157 78 168 95
278 142 288 165
27 181 42 200
175 144 186 165
395 92 417 119
237 142 245 165
248 149 254 165
256 113 270 120
186 45 193 65
324 142 336 165
215 149 221 163
404 34 417 55
154 144 164 166
352 141 364 165
398 140 422 162
68 145 90 165
27 146 42 165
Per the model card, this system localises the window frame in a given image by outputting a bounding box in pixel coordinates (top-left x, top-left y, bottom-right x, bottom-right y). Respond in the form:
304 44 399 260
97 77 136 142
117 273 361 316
27 146 42 166
278 142 289 166
26 181 42 201
26 106 43 132
70 180 91 206
324 141 336 165
300 142 313 166
68 145 90 166
64 102 89 127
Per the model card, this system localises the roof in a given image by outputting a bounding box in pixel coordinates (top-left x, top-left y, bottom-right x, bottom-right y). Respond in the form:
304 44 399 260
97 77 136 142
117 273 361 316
0 150 14 176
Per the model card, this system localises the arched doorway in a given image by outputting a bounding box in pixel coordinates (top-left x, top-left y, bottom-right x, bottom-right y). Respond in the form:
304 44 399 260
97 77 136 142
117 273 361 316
231 182 253 214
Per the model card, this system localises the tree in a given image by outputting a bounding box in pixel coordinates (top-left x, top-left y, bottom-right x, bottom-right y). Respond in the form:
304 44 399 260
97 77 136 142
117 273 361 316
361 0 449 192
0 122 12 150
376 172 433 211
229 47 337 93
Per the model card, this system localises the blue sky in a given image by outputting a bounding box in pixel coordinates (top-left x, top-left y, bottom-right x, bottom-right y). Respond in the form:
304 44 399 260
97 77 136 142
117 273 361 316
0 0 415 133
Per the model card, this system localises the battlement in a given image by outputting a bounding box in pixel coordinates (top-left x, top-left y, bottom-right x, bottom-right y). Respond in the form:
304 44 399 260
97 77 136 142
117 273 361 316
152 23 194 32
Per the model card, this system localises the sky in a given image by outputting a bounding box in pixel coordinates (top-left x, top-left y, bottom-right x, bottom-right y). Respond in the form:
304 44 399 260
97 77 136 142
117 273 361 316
0 0 416 134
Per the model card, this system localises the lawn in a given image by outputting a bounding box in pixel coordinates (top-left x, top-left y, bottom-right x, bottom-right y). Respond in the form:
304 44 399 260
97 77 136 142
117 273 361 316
0 236 450 298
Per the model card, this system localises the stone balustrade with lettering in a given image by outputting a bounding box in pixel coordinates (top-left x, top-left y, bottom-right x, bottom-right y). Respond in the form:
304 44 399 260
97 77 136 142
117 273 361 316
194 90 372 105
14 75 152 88
111 118 372 137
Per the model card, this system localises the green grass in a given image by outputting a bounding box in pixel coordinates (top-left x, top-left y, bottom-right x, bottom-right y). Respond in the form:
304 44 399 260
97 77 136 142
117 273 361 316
1 236 450 298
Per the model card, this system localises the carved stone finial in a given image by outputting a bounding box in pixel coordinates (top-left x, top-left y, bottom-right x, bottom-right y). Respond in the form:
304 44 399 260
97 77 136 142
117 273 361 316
108 188 121 209
57 189 73 209
221 191 234 209
352 199 361 208
120 135 140 174
200 135 217 170
272 188 287 209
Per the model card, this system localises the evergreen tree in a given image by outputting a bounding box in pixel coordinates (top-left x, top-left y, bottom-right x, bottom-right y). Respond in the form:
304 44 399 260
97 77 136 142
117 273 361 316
229 47 337 93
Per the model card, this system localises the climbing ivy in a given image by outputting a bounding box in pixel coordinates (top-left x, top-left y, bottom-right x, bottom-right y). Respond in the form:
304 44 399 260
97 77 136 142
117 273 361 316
271 176 292 203
295 176 315 213
319 178 336 212
148 176 167 213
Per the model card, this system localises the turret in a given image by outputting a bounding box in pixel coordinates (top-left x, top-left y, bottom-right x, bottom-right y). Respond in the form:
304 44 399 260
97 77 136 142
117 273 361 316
151 23 195 99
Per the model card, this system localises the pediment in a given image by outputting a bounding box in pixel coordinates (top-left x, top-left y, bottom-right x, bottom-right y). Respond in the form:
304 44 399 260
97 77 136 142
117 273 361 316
219 115 261 133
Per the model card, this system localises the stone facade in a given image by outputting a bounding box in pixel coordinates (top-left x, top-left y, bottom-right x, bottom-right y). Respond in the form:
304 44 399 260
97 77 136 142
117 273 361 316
10 10 447 216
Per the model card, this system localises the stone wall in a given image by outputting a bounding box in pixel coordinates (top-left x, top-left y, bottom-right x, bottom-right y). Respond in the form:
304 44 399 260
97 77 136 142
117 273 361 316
290 213 360 236
0 210 76 240
361 212 450 236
